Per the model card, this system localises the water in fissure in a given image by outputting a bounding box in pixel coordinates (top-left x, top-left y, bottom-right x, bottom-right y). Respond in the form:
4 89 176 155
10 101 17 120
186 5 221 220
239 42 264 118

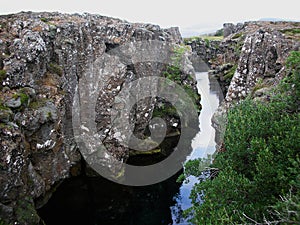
38 72 223 225
170 72 223 224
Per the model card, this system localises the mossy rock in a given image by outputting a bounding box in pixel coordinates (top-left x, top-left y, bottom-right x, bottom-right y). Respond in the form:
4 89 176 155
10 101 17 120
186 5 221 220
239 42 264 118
129 148 161 156
15 197 40 225
47 63 63 76
223 64 238 80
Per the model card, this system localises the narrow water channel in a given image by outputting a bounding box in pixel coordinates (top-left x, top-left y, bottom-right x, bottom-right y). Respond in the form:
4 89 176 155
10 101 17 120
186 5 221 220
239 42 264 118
38 72 223 225
171 72 223 224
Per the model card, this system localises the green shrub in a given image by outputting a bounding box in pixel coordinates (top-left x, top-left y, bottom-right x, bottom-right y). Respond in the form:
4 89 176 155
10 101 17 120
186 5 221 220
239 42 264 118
183 51 300 224
286 51 300 70
215 28 224 37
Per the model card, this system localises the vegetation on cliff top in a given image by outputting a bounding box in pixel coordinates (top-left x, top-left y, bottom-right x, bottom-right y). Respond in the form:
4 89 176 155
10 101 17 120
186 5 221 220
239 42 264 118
182 51 300 224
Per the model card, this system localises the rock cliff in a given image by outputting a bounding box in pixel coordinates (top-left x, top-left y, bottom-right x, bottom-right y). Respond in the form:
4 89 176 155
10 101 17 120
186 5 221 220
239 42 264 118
186 21 300 148
186 21 300 96
0 12 199 224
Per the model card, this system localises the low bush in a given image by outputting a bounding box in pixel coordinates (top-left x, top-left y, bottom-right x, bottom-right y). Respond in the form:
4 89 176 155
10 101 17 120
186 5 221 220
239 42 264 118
183 51 300 224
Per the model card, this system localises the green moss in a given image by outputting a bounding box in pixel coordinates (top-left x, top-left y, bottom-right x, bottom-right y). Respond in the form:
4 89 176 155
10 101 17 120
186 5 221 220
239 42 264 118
232 32 243 39
183 84 201 105
0 219 9 225
223 64 238 80
280 28 300 35
204 38 210 47
0 70 7 87
130 148 161 156
152 105 177 118
0 103 9 111
29 98 48 110
40 17 49 23
0 69 6 77
15 197 40 225
47 111 52 119
48 63 63 76
13 93 29 106
184 35 223 44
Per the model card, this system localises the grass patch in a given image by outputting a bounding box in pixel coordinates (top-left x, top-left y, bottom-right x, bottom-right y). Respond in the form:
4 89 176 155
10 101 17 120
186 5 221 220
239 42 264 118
280 28 300 35
280 28 300 41
200 35 223 41
48 63 63 76
184 35 223 43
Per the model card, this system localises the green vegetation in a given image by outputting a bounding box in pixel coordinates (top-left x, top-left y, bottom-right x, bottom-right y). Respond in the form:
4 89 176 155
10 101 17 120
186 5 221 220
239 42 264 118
182 51 300 224
280 28 300 41
0 70 7 89
286 50 300 69
0 69 6 78
184 35 223 44
47 62 63 76
40 17 49 23
152 104 177 118
280 28 300 35
29 98 48 110
215 28 224 37
163 44 200 104
13 92 29 106
15 197 40 225
0 219 9 225
223 64 237 80
0 98 9 111
200 35 224 41
232 32 243 39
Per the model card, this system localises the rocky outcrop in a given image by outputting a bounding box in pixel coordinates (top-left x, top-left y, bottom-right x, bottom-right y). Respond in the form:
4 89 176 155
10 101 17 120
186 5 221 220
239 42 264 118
212 22 300 147
186 21 300 149
186 21 300 96
0 12 199 224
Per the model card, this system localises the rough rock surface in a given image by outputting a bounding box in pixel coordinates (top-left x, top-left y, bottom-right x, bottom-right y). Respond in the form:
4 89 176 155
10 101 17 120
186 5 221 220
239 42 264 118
0 12 198 224
213 22 299 147
186 21 300 148
186 21 300 95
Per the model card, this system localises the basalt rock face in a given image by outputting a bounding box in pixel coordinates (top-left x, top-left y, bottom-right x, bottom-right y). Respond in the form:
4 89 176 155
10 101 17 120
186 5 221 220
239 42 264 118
186 21 300 148
186 21 300 96
0 12 198 224
212 22 300 147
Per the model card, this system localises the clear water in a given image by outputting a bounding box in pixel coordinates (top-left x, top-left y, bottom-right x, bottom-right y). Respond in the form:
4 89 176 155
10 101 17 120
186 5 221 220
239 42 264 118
170 72 223 224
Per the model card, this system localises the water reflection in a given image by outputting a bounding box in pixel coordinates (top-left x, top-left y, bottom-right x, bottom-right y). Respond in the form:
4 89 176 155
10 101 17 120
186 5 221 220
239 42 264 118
38 72 222 225
171 72 223 224
38 171 182 225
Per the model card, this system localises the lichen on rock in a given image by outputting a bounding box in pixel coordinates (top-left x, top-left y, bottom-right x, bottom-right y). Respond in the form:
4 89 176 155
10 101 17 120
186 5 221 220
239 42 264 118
0 11 199 224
